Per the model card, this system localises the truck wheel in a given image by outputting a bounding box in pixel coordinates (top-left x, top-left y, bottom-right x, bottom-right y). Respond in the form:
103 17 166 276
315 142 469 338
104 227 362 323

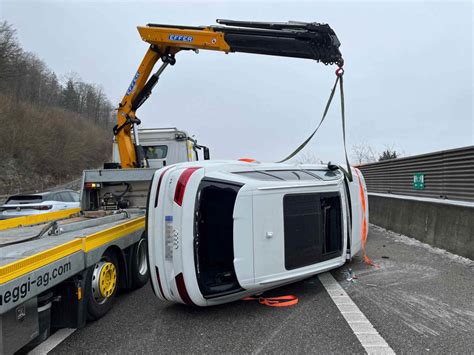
131 237 149 289
86 251 119 320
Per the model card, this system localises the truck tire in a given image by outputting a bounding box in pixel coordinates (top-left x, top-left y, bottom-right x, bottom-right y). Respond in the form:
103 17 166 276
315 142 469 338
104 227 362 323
131 237 149 289
86 251 119 320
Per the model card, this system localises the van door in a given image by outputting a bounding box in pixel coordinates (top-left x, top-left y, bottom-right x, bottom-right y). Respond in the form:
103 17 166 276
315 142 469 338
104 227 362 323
252 188 346 285
251 191 286 285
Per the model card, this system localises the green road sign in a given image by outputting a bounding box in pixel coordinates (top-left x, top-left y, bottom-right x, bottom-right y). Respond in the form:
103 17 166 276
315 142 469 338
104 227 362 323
413 173 425 189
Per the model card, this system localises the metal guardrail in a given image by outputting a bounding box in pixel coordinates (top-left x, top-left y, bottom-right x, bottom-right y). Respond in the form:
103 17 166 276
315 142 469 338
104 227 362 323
358 146 474 202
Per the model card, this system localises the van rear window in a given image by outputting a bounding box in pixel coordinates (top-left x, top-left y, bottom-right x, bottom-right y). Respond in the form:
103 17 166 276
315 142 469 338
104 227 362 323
283 192 343 270
194 179 243 298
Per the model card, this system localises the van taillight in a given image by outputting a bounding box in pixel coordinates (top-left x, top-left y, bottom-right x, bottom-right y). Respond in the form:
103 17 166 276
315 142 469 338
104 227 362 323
174 167 201 206
175 273 195 305
154 167 172 208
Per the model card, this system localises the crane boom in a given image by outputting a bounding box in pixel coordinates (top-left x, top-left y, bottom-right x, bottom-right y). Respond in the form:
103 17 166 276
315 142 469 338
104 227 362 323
115 19 343 168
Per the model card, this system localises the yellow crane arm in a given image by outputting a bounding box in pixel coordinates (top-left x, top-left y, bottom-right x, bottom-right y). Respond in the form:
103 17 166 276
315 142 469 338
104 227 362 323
115 19 343 168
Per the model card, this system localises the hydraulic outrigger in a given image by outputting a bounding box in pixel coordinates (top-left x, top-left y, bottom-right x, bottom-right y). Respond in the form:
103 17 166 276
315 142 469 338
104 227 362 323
114 19 343 168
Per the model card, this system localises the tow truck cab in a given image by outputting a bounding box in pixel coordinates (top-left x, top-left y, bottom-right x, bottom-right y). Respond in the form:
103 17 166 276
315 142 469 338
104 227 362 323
82 127 210 212
112 127 210 169
147 161 368 306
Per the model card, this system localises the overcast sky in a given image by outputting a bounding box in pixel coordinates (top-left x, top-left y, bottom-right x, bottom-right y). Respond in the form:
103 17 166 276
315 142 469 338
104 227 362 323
1 0 472 163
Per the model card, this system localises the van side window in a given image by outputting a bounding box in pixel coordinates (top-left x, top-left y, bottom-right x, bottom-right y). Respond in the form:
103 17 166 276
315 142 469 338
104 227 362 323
142 145 168 159
283 192 343 270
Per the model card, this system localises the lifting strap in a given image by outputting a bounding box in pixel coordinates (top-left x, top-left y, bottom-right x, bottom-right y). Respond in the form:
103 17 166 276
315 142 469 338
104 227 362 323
242 295 299 307
278 67 353 182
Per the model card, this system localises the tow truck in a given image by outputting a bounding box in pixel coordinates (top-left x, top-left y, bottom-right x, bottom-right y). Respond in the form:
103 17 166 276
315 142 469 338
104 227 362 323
0 19 342 353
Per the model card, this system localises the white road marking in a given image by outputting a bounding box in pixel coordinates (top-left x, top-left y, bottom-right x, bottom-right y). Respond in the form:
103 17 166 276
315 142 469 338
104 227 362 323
318 272 395 355
28 328 76 355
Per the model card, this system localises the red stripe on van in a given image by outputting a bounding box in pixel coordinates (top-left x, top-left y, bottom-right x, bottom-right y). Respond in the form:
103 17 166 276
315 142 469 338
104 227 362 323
174 167 201 206
175 273 196 306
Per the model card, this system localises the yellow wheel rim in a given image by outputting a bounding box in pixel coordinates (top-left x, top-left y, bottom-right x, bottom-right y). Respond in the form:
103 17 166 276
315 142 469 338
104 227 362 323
98 262 117 298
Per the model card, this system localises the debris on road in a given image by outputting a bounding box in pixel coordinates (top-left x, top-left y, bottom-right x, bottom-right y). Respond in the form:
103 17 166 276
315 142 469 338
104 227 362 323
344 268 358 282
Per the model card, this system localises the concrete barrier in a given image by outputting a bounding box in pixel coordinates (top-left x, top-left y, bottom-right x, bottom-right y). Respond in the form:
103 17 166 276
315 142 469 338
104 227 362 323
368 193 474 260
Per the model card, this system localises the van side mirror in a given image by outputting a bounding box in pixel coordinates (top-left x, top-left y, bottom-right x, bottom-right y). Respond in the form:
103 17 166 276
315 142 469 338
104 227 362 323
203 147 210 160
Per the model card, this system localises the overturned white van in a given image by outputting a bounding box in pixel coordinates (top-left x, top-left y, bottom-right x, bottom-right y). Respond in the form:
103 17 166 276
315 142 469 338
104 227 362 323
147 161 368 306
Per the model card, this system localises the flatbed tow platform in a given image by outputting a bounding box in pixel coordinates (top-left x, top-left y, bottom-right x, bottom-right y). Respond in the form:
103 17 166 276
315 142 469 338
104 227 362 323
0 209 146 354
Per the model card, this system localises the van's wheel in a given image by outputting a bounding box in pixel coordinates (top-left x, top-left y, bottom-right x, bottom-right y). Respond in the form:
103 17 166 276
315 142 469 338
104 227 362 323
86 251 119 320
131 237 149 289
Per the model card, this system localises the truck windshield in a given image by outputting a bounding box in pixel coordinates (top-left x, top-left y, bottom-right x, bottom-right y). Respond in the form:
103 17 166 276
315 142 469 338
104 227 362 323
142 145 168 159
194 179 243 298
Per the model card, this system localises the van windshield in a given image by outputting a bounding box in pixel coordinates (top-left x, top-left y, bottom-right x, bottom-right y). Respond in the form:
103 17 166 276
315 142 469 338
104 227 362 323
194 179 243 298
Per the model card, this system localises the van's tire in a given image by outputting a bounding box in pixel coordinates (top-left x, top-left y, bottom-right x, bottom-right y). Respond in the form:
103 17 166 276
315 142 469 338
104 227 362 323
86 251 119 321
131 237 149 289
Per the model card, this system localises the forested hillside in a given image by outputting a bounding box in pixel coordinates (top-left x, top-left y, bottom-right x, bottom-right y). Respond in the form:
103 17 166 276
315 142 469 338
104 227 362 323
0 21 115 195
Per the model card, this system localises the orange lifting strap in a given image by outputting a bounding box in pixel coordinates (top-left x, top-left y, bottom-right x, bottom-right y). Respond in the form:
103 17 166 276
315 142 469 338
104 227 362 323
242 295 299 307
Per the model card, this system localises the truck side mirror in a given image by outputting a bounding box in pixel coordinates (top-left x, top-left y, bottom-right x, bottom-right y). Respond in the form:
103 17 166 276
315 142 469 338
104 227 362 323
203 147 210 160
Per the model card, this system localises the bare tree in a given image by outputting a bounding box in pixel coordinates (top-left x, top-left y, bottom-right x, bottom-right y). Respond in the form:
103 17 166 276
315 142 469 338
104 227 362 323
0 21 115 195
0 21 22 85
351 143 378 164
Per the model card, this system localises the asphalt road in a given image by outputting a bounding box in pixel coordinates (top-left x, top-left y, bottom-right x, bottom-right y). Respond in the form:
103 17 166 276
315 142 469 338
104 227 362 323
51 225 474 354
